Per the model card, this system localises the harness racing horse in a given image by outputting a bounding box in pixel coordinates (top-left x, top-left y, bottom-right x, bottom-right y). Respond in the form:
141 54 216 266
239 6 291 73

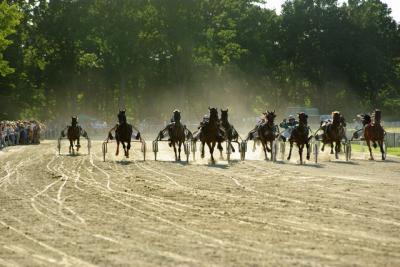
363 109 386 160
193 107 224 163
246 110 279 160
61 117 88 154
107 110 140 158
156 110 193 161
319 111 347 159
218 109 240 158
287 112 311 164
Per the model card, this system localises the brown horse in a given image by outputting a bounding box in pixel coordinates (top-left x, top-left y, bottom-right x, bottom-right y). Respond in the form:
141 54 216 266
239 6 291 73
246 110 279 160
363 109 386 160
61 117 88 154
319 111 347 159
156 110 192 161
108 110 139 158
287 112 311 164
193 107 224 163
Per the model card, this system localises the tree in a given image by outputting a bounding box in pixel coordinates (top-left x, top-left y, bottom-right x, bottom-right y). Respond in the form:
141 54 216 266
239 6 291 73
0 1 22 76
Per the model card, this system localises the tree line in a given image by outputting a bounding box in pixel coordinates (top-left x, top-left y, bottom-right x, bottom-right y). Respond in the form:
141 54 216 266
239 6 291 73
1 0 399 123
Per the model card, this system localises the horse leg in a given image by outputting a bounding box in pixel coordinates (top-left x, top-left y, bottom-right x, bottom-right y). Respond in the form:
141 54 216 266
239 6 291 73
173 142 178 161
366 140 374 160
262 141 268 160
201 141 205 158
229 142 236 153
378 140 385 160
218 142 223 159
287 141 293 160
298 144 303 164
306 143 310 160
69 139 73 154
77 137 81 151
126 141 131 158
336 142 340 159
122 142 128 158
330 142 334 154
206 142 213 163
321 143 325 152
116 140 120 156
210 141 216 163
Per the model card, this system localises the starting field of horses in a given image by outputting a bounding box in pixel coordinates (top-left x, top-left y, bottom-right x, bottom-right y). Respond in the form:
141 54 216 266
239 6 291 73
0 140 399 266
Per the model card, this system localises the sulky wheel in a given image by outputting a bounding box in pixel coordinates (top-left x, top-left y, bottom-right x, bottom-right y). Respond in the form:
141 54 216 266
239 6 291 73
383 140 387 160
240 141 247 161
344 141 350 162
191 141 197 161
271 141 278 162
102 142 107 162
184 142 190 163
141 141 146 161
152 140 158 161
280 141 286 161
313 141 319 164
57 138 61 155
87 138 91 155
226 141 232 163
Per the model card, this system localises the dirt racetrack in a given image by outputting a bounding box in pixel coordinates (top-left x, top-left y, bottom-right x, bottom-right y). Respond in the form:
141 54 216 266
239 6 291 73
0 140 399 266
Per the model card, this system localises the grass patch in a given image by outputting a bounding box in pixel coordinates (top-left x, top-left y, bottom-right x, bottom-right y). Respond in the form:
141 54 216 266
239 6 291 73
350 143 400 157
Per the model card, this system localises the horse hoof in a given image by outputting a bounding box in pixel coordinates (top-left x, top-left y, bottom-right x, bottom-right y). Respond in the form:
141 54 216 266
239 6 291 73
307 156 310 160
287 157 290 160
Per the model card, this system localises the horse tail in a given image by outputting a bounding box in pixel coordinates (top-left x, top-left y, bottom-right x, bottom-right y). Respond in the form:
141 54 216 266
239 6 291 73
373 142 377 149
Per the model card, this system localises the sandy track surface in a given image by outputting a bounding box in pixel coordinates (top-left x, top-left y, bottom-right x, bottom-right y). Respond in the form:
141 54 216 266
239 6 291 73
0 140 399 266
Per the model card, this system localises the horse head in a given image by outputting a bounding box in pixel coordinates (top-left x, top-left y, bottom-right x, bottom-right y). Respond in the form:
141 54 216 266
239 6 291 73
118 109 127 124
357 114 370 126
173 109 181 123
208 107 219 122
332 111 341 124
220 109 228 122
265 110 276 124
71 116 78 126
298 112 308 125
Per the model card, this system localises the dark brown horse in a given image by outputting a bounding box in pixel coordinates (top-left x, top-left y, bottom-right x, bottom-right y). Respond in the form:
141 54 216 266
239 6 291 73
218 109 240 156
194 107 224 163
61 117 88 154
287 112 311 164
319 111 347 159
246 110 279 160
108 110 139 158
156 110 192 161
363 109 386 160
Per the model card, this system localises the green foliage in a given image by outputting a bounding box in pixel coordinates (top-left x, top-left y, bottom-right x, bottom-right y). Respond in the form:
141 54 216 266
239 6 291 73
0 0 399 121
0 1 22 76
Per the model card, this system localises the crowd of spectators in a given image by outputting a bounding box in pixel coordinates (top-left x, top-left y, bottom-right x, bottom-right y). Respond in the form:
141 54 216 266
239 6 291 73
0 120 44 150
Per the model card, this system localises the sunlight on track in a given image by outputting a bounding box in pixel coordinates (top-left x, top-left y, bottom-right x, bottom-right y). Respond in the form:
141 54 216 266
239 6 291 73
1 141 399 266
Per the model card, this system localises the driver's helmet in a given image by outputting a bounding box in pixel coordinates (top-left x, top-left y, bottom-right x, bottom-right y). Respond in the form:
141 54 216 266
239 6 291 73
288 115 295 122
